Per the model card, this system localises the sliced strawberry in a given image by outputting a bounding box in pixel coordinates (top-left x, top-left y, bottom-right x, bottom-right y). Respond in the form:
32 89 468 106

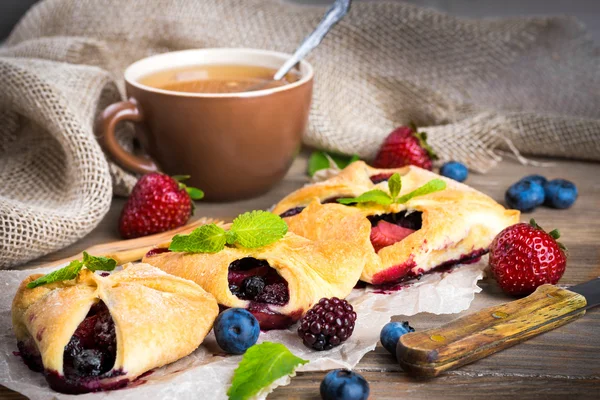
370 220 415 253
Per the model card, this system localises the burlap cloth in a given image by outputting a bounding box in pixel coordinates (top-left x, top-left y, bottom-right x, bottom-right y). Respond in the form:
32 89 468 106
0 0 598 269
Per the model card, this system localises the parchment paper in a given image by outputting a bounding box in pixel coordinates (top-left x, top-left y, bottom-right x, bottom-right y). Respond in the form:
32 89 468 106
0 260 486 399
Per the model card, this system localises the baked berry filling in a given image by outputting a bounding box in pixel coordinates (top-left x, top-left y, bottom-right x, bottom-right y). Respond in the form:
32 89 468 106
368 211 422 252
228 258 295 330
17 301 125 394
370 173 394 184
228 258 289 305
279 206 305 218
63 301 117 380
145 247 171 257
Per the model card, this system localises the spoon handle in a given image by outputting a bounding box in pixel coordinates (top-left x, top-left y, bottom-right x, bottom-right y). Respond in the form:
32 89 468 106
273 0 351 80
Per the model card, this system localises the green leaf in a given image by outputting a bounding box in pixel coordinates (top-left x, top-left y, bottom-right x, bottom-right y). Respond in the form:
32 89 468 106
548 229 561 240
82 252 117 272
228 342 308 400
396 179 446 204
225 230 237 245
388 173 402 199
169 224 227 253
186 186 205 200
307 151 360 177
307 151 330 177
230 211 288 249
337 189 393 205
27 260 84 289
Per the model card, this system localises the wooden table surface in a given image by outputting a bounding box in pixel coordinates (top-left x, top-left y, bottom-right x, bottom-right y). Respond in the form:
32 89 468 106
2 153 599 399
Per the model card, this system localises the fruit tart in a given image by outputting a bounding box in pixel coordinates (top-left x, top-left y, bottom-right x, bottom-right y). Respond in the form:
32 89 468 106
273 161 520 285
12 262 219 394
143 211 368 330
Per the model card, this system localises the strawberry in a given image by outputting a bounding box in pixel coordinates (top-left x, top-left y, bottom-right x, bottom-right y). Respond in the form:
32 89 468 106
370 220 416 253
489 219 567 296
372 125 437 170
118 174 204 239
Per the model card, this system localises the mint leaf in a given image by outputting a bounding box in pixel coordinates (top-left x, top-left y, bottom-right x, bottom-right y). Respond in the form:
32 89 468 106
230 211 288 249
169 224 227 253
27 260 84 289
228 342 308 400
172 175 191 182
307 151 360 177
388 173 402 199
396 179 446 204
308 151 330 177
225 230 237 245
82 251 116 272
337 189 393 205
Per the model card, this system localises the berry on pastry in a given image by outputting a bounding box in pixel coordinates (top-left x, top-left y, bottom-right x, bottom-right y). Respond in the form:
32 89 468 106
543 179 578 209
297 298 356 351
439 161 468 182
119 173 204 239
505 179 545 212
274 161 519 285
320 369 370 400
214 308 260 354
380 321 414 355
11 262 218 394
489 219 567 296
143 211 367 330
372 125 438 170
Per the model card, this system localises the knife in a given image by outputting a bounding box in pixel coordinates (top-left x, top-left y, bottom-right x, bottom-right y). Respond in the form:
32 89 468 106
396 279 599 377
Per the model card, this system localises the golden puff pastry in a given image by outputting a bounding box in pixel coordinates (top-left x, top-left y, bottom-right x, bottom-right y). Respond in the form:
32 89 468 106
143 223 368 330
12 263 218 394
273 161 520 285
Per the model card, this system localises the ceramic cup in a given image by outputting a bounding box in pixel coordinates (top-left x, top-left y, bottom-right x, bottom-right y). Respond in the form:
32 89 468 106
97 48 313 201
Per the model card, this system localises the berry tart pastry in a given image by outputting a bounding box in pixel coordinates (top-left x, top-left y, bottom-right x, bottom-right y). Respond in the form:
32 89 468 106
12 263 218 394
143 210 368 331
273 161 520 285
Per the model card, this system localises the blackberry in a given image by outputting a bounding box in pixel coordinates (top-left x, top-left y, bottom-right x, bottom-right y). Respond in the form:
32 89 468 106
242 276 266 299
255 282 289 305
297 298 356 351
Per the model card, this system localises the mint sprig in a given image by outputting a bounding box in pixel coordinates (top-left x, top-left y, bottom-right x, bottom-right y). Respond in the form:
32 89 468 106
169 211 288 253
27 252 117 289
337 173 446 206
228 342 308 400
173 175 204 201
308 151 360 177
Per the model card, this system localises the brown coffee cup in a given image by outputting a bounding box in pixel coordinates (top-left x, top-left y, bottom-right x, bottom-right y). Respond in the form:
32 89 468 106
97 48 313 201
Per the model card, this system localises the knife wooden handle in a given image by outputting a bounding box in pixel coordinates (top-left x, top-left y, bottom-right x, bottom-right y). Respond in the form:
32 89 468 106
397 284 587 377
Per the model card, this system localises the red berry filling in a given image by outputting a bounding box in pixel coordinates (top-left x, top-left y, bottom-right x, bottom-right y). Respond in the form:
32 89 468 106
145 247 171 257
369 173 394 184
368 211 422 252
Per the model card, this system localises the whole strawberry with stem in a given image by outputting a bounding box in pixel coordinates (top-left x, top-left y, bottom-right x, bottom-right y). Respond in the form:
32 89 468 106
119 174 204 239
489 219 567 296
372 124 438 170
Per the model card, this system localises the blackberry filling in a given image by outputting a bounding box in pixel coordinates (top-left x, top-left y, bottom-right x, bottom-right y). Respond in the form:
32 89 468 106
228 258 289 305
279 207 305 218
63 301 116 380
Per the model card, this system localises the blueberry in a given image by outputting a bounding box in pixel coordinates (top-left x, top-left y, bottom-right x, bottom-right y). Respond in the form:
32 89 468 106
242 276 266 299
320 369 370 400
519 174 547 187
505 180 545 212
72 349 104 377
439 161 468 182
214 308 260 354
544 179 578 209
380 321 415 355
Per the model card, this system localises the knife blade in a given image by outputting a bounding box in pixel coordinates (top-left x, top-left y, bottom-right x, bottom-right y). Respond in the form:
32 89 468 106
397 279 600 377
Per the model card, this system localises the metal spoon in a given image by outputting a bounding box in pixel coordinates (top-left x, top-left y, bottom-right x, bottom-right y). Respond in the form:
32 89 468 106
247 0 351 91
274 0 352 80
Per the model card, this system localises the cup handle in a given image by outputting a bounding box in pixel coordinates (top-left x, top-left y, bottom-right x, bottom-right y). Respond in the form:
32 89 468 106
96 98 159 174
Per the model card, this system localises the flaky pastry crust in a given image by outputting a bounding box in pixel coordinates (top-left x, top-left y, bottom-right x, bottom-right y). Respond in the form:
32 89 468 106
274 161 520 284
12 263 218 389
